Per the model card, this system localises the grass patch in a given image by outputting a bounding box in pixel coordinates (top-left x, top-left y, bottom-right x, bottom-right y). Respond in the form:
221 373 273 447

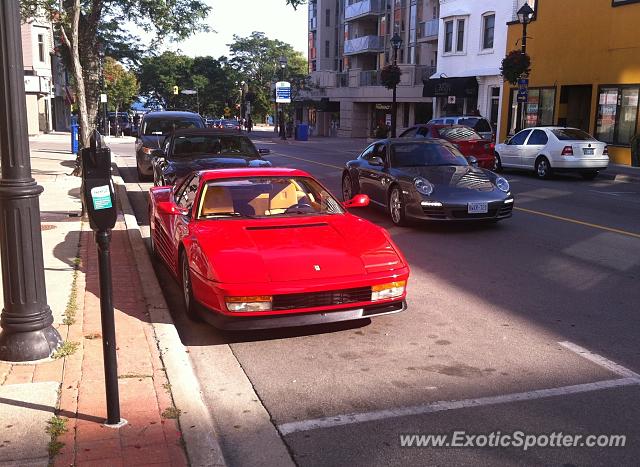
162 382 171 392
52 341 79 359
45 416 68 458
62 255 81 326
161 407 181 419
118 373 153 379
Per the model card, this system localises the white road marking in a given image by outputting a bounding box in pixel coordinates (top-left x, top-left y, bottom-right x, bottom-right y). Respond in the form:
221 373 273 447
277 341 640 435
559 341 640 379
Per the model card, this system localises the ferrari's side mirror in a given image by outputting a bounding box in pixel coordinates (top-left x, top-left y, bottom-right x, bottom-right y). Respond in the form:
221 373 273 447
157 201 187 216
343 194 370 208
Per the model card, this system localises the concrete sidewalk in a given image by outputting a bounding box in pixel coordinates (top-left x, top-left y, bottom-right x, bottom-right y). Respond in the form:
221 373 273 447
0 133 223 466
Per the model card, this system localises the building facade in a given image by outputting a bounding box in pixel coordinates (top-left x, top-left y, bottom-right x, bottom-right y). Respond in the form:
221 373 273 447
306 0 441 138
499 0 640 166
423 0 515 139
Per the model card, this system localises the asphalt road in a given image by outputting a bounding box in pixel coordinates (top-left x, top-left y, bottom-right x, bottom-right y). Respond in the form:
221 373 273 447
112 131 640 466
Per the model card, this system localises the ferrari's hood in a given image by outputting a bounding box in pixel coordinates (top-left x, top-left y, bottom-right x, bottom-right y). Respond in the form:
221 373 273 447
195 215 402 284
398 165 495 191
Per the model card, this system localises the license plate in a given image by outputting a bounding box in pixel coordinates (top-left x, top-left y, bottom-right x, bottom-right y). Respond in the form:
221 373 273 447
583 148 595 155
468 202 488 214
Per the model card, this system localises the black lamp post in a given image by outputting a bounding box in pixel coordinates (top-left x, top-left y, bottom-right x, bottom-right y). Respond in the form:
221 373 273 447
390 33 403 138
278 55 288 140
0 0 62 361
515 2 534 133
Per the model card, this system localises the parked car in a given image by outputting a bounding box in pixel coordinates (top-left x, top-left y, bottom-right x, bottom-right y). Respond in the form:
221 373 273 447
151 129 272 186
494 127 609 180
399 124 496 170
342 139 514 225
149 167 410 329
220 119 242 131
428 116 493 140
135 111 206 181
108 112 132 136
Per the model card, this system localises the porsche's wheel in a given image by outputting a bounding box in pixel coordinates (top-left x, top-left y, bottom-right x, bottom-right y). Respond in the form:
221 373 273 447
342 172 358 201
535 156 552 179
389 186 409 227
180 252 203 322
494 153 503 173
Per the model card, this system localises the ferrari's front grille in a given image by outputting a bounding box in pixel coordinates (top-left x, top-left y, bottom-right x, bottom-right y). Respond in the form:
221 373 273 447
272 287 372 311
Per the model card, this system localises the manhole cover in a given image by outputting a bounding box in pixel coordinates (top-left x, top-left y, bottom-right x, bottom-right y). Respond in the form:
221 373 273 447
41 224 56 231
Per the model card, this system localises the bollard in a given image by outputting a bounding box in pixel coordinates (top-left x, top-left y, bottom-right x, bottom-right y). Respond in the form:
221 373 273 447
71 116 79 154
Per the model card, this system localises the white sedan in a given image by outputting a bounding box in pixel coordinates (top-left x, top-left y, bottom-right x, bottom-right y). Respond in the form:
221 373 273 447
495 127 609 180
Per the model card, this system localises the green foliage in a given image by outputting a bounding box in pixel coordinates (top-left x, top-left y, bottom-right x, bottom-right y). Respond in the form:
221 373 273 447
52 341 79 359
286 0 307 9
45 416 68 458
381 65 402 90
500 50 531 85
104 57 139 112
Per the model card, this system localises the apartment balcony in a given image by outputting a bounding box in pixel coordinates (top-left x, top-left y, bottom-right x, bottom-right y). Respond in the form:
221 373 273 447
309 17 317 30
360 70 381 87
344 35 384 55
336 72 349 88
345 0 384 21
413 65 437 85
418 19 439 41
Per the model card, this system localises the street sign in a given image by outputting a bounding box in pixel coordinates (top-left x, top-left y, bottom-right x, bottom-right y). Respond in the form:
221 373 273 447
181 89 197 95
447 96 456 104
100 93 107 103
276 81 291 103
517 91 528 103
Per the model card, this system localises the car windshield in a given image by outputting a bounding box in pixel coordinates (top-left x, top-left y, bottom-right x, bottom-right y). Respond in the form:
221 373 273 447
437 126 482 141
390 143 469 167
198 177 344 219
551 128 596 141
172 135 258 158
458 117 491 133
143 118 203 136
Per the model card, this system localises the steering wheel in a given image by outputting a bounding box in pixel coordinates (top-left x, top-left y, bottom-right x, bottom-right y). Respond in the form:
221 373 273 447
284 203 314 214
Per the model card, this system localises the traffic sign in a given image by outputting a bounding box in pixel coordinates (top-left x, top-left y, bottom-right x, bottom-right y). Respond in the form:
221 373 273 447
276 81 291 103
517 92 528 103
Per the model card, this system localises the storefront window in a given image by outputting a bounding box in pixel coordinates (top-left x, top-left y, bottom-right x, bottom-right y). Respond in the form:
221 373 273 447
508 87 556 135
595 85 639 145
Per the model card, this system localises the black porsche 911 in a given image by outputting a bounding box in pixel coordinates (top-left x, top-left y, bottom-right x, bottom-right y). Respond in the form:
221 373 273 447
151 129 272 186
342 139 514 226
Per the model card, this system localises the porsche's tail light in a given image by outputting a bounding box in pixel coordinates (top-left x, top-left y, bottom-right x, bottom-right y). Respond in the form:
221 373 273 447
371 281 406 301
226 296 272 312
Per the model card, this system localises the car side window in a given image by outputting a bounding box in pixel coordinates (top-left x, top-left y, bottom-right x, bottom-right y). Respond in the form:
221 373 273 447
527 129 548 145
176 174 200 212
417 127 430 138
508 129 532 146
360 145 375 161
445 119 455 124
373 143 387 163
400 128 417 137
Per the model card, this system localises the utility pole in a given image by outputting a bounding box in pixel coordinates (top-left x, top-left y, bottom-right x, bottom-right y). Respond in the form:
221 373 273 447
0 0 62 361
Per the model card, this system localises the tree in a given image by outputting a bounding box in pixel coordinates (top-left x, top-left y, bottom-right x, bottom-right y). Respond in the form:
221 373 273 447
20 0 211 148
104 57 138 134
228 32 308 121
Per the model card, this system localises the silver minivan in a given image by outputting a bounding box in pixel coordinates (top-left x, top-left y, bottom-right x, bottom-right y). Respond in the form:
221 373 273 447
428 116 493 141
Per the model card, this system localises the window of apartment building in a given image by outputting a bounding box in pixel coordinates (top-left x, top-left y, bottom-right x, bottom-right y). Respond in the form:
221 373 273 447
326 8 330 27
325 40 330 58
37 34 46 62
444 20 453 53
482 13 495 50
456 19 465 52
508 87 556 134
595 85 640 145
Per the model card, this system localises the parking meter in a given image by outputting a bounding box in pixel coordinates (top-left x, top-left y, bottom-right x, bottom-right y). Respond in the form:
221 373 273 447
81 130 116 231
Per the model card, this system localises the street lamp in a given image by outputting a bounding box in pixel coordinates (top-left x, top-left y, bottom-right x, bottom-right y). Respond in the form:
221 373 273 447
390 33 403 138
515 2 534 133
0 0 62 361
277 55 288 139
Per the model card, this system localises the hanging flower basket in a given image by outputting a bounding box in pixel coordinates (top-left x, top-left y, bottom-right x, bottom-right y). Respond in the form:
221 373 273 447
380 65 401 89
500 50 531 85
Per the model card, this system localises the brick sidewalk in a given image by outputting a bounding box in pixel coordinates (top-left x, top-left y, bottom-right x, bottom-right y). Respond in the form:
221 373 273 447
50 217 188 466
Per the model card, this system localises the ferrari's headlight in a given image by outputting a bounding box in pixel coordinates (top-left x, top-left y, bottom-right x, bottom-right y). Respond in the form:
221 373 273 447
371 281 406 301
225 296 272 312
414 178 434 196
495 177 510 193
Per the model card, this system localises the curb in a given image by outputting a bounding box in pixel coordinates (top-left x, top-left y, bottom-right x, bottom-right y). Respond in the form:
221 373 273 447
111 170 227 467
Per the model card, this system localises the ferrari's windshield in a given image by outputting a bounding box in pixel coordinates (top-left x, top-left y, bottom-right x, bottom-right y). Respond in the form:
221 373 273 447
172 135 258 158
198 177 344 219
391 142 468 167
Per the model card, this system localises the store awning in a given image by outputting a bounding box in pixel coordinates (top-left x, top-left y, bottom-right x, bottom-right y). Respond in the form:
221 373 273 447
423 76 478 98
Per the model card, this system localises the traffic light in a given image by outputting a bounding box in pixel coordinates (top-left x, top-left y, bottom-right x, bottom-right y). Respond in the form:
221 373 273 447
173 85 179 95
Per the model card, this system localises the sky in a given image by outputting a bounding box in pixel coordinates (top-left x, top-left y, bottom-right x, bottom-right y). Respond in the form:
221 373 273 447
161 0 309 59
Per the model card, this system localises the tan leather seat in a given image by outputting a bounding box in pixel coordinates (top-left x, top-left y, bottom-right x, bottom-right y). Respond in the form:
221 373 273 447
201 186 234 216
268 182 298 214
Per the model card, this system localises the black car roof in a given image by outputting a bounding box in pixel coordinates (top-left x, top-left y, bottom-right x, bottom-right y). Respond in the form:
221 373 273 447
169 128 249 137
142 111 202 120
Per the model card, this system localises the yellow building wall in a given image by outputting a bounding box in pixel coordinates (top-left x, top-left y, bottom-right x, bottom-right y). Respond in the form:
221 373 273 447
499 0 640 165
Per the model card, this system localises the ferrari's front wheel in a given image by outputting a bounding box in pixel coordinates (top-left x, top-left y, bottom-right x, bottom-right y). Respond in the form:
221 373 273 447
181 252 203 322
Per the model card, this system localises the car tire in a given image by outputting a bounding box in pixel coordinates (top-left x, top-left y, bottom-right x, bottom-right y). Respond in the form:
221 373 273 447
180 251 203 322
389 186 409 227
535 156 553 179
581 170 599 180
342 172 359 201
149 208 159 258
494 153 503 172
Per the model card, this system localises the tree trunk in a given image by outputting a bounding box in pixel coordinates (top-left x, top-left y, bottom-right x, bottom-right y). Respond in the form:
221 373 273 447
67 0 90 148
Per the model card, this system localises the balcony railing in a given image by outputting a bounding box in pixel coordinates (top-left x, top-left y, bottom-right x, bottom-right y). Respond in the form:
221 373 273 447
336 72 349 88
345 0 384 21
360 70 381 87
344 35 384 55
413 65 437 85
419 19 439 40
